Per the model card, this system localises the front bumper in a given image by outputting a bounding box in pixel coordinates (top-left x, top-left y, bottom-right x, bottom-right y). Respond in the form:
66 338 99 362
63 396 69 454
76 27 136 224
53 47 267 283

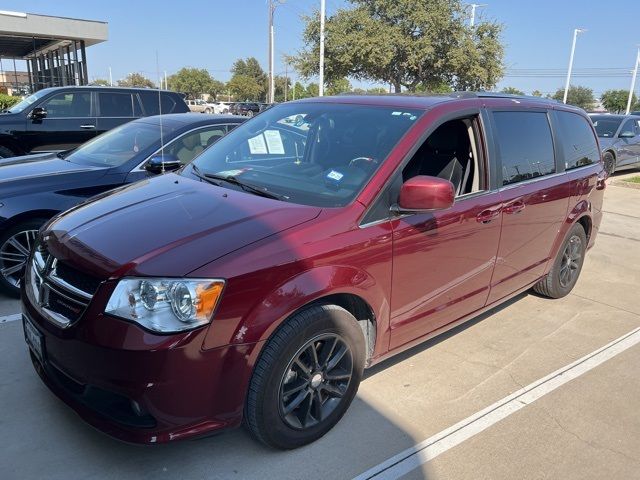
21 287 264 444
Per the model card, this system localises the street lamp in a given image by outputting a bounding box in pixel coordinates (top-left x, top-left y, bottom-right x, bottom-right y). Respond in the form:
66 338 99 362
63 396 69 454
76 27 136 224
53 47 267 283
626 47 640 114
268 0 286 104
563 28 586 104
469 3 487 27
319 0 326 96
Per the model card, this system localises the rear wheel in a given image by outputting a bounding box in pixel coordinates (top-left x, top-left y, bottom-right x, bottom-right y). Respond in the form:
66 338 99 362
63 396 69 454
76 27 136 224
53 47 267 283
0 219 46 296
603 151 616 176
0 146 16 159
245 304 365 449
533 223 587 299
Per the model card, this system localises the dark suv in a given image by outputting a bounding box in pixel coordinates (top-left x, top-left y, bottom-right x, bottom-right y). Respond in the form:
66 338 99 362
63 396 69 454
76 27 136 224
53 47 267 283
22 93 605 449
229 102 261 117
0 86 188 158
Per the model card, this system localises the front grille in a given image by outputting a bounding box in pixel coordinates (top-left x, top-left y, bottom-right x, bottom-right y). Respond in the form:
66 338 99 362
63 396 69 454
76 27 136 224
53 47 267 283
46 287 87 323
28 245 101 328
53 261 102 296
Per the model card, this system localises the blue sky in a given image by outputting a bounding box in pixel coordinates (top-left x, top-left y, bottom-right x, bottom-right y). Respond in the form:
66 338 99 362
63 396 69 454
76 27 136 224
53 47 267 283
5 0 639 98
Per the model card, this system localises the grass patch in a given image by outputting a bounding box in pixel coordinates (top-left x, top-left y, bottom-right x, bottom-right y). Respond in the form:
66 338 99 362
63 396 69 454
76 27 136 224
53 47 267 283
625 176 640 184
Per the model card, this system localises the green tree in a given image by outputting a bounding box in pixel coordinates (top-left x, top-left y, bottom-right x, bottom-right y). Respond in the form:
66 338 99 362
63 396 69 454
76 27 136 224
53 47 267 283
117 73 155 88
167 68 212 99
306 83 319 97
92 78 110 86
601 89 635 114
293 0 504 93
501 86 524 95
552 85 595 110
207 79 226 101
291 81 310 99
531 90 543 97
326 77 352 95
227 75 263 101
367 87 388 94
228 57 267 101
274 75 292 102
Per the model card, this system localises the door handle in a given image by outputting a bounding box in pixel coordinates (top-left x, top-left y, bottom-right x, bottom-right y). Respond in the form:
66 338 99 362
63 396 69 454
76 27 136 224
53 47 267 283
503 200 525 215
80 124 95 129
476 207 501 224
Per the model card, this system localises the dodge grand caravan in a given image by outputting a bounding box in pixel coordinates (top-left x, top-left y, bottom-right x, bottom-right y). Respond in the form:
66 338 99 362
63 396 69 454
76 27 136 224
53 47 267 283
21 93 605 449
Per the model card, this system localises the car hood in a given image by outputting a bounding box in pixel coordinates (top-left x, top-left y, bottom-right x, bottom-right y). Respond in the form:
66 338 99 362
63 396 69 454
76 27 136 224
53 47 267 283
43 173 322 278
0 154 106 195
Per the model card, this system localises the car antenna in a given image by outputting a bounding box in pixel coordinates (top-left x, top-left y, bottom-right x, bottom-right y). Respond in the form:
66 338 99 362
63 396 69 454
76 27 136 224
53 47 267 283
156 51 165 174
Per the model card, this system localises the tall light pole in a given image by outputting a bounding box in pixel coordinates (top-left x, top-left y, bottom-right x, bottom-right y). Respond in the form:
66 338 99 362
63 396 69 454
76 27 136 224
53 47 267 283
319 0 326 96
268 0 286 104
626 47 640 114
469 3 487 27
563 28 586 104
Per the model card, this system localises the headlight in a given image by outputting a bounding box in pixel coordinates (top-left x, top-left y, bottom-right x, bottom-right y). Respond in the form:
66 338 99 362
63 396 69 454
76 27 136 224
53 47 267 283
105 278 225 333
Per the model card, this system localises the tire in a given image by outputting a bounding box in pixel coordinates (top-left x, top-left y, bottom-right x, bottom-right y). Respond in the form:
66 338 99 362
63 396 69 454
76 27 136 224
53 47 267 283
0 146 16 159
533 223 587 299
603 151 616 176
204 108 212 114
245 304 366 449
0 218 47 297
246 110 254 118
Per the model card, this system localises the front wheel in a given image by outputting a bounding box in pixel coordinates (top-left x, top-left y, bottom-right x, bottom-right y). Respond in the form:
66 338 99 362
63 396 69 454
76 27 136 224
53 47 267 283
246 110 254 118
533 223 587 299
0 219 47 296
244 304 365 449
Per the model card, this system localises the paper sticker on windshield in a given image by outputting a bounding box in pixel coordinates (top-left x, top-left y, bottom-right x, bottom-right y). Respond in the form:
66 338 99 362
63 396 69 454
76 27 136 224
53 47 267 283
327 170 344 181
264 130 285 155
216 169 245 177
248 134 268 154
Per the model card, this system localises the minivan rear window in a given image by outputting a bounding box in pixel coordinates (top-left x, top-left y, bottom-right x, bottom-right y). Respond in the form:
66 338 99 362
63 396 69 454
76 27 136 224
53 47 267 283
556 111 599 170
493 111 556 186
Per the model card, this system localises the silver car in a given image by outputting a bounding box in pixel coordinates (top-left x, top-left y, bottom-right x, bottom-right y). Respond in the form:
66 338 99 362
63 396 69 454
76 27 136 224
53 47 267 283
590 114 640 175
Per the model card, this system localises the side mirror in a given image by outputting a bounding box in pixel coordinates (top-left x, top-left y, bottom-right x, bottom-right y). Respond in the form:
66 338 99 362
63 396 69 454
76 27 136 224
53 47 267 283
619 130 635 138
29 107 47 120
393 175 455 213
145 154 182 174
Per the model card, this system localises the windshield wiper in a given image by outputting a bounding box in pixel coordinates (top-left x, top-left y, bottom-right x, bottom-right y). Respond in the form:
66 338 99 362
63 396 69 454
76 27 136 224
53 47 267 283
189 164 287 201
203 172 288 201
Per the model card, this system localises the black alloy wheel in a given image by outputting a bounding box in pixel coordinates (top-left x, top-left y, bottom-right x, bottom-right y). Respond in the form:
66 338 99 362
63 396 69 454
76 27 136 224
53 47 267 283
279 333 353 430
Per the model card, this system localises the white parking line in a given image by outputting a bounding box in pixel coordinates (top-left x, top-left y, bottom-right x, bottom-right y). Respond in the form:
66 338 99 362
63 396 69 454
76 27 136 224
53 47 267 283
353 326 640 480
0 314 22 324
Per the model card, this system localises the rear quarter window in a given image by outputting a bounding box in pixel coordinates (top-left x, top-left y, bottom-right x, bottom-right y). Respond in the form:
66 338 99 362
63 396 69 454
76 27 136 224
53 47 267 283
555 111 599 170
493 111 556 186
138 92 187 115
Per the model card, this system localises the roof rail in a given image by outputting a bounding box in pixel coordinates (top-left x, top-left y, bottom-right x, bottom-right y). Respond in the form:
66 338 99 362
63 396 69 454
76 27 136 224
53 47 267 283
449 91 559 103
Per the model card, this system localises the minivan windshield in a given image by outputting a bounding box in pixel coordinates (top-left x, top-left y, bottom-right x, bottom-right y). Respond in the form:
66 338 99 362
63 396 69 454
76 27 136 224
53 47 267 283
590 116 623 138
185 103 423 207
66 120 177 167
3 88 51 113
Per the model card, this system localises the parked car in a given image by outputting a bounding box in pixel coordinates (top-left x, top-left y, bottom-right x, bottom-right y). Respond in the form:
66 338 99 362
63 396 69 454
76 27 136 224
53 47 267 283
213 101 232 114
229 102 261 117
22 93 604 449
0 113 244 295
0 86 189 158
185 99 208 113
589 114 640 175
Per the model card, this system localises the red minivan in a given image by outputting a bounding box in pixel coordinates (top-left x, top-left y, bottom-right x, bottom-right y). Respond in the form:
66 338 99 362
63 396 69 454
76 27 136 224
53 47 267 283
21 93 605 449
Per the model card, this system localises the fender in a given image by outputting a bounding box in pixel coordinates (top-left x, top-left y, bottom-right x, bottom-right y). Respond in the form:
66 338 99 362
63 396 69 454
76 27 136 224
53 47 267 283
544 200 591 275
203 265 391 357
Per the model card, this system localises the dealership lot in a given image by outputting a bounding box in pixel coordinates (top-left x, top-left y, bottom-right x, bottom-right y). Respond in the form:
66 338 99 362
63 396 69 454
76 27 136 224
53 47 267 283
1 179 639 480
